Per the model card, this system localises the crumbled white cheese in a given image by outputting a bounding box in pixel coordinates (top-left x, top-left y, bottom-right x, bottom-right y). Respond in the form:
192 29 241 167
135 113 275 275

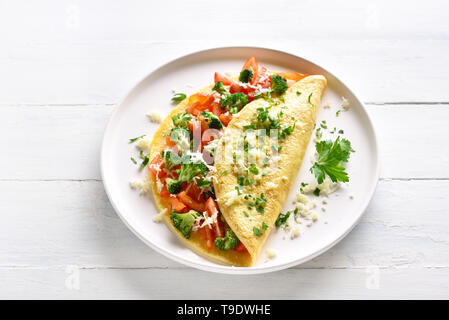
265 182 276 190
129 178 152 195
147 112 163 123
136 137 150 152
265 248 277 260
323 101 331 109
291 225 301 239
321 206 326 212
224 189 242 206
349 193 354 199
341 96 350 110
153 208 167 223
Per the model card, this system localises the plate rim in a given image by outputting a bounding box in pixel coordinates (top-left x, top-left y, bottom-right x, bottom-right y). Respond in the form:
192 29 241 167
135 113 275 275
100 45 380 275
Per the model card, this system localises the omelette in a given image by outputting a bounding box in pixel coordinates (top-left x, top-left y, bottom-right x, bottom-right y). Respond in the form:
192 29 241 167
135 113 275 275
145 57 327 266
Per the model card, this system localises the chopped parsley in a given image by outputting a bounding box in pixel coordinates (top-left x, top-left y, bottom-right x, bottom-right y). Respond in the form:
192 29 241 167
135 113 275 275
313 187 321 196
130 157 137 164
139 155 149 170
172 93 186 102
253 227 262 237
336 110 341 117
275 211 291 227
129 135 145 143
308 93 314 107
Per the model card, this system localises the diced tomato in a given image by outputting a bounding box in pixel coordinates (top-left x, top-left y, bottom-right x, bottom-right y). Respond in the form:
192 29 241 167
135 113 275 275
186 182 203 201
159 184 170 198
186 102 201 116
168 197 186 212
197 114 209 132
188 93 212 107
219 113 232 126
165 136 176 147
234 242 248 252
214 72 233 85
148 154 167 180
190 119 202 152
277 72 309 82
253 66 270 88
241 56 259 84
178 191 205 212
210 102 222 117
230 82 244 93
204 225 214 250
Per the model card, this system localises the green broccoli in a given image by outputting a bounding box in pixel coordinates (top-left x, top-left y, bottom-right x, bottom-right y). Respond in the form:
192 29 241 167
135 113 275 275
169 127 191 151
214 229 240 250
170 210 200 239
200 111 223 129
166 178 182 194
220 93 250 114
212 81 228 95
271 75 288 95
161 150 182 169
239 69 253 83
172 112 192 128
177 161 208 183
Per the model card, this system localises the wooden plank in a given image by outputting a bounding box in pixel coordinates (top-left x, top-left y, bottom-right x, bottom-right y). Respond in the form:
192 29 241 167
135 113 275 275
0 104 447 180
0 40 448 105
0 0 448 104
0 179 448 269
0 267 447 299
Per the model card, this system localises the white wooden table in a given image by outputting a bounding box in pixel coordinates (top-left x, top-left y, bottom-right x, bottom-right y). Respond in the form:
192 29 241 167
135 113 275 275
1 0 448 299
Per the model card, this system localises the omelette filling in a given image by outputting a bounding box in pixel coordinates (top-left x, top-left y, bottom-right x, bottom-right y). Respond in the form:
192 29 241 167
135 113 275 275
147 57 310 253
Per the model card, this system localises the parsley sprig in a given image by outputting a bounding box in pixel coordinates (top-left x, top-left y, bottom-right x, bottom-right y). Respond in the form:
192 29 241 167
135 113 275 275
310 136 354 184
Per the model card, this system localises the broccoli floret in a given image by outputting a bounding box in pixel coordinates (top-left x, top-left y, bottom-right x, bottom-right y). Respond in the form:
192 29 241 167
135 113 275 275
200 111 223 129
166 178 182 194
220 93 249 114
177 161 208 183
239 69 253 83
212 81 228 95
172 112 192 128
161 150 182 169
169 127 191 151
214 229 240 250
271 75 288 95
170 210 200 239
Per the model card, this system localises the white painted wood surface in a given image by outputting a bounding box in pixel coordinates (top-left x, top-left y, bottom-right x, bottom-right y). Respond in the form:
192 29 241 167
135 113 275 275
0 0 448 299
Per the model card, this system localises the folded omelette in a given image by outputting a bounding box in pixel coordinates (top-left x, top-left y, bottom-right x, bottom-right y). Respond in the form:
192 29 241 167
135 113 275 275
147 57 327 267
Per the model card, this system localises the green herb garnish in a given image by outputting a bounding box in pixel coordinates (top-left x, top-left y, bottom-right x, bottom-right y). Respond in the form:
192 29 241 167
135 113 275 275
310 136 355 184
172 93 187 102
275 211 291 227
129 135 145 143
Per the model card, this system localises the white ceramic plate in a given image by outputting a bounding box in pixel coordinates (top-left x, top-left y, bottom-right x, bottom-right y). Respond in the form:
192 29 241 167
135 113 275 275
101 47 379 274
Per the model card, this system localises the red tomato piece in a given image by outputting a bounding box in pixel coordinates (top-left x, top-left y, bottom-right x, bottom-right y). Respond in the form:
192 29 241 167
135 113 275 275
178 191 205 212
214 72 233 85
234 242 248 252
241 56 259 84
219 113 232 126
